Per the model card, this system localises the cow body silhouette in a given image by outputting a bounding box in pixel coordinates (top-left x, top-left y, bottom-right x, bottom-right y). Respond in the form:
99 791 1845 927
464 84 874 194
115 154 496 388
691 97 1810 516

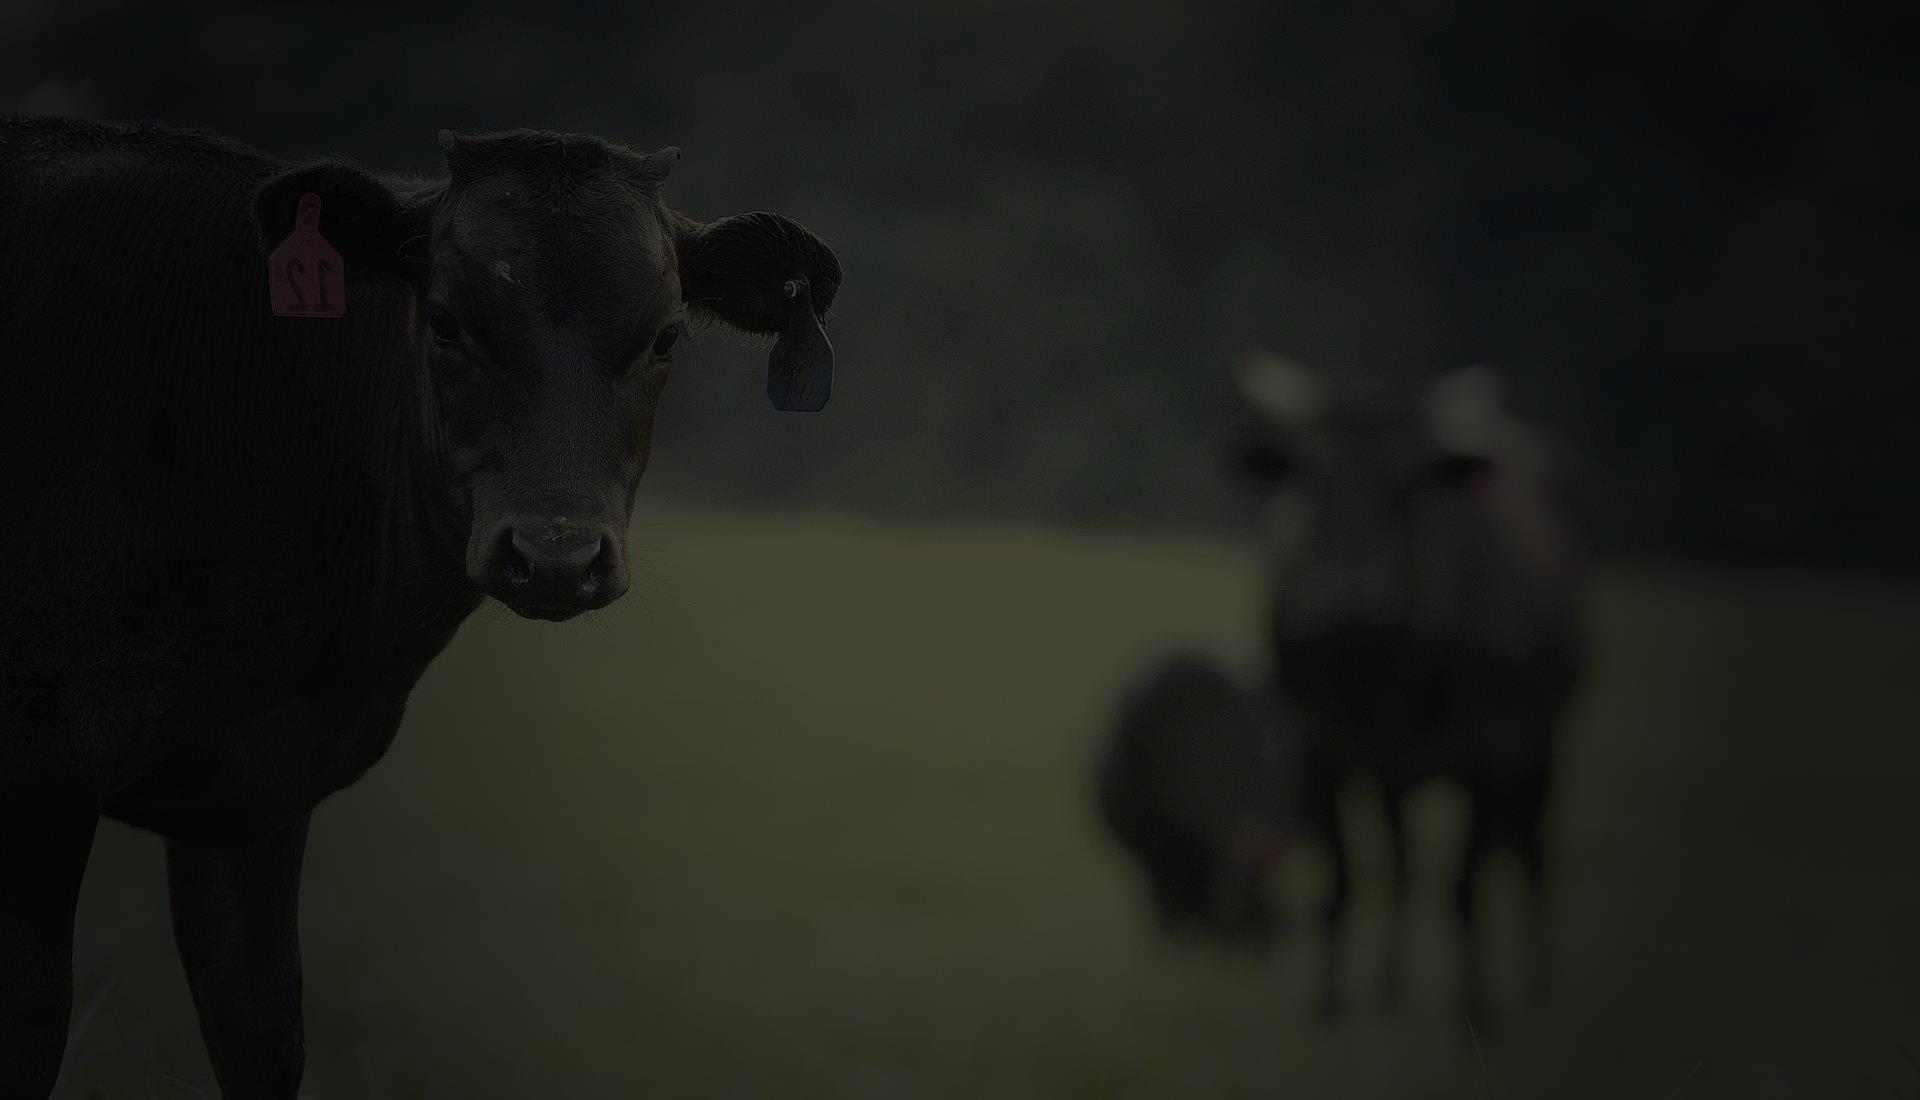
0 116 842 1097
1097 653 1306 940
1235 357 1585 1023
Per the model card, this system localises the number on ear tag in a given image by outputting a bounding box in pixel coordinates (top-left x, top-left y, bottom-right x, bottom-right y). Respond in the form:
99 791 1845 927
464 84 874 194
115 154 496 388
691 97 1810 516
268 193 345 318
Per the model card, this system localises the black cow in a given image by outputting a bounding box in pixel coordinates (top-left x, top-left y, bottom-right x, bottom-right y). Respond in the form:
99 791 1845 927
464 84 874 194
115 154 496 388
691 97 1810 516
0 115 842 1097
1097 653 1306 941
1233 355 1584 1024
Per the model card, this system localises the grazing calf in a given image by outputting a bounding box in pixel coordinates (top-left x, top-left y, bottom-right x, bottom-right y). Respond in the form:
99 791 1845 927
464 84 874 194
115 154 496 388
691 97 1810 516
1097 653 1306 941
0 116 842 1098
1233 356 1585 1023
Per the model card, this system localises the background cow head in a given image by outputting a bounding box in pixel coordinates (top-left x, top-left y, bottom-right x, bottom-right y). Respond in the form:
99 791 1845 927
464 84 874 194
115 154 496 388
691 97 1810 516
1232 356 1505 654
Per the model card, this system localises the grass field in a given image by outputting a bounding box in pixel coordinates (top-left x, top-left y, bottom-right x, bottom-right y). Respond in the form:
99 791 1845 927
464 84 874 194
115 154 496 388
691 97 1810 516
52 509 1920 1099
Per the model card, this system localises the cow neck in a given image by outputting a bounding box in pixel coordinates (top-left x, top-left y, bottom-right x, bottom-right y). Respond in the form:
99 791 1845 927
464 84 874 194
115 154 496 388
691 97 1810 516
357 378 482 670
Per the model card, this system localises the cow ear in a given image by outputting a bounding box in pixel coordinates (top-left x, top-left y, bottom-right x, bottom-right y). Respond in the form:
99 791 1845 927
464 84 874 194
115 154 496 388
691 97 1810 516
1237 352 1322 430
673 211 843 412
1429 363 1507 454
253 159 433 277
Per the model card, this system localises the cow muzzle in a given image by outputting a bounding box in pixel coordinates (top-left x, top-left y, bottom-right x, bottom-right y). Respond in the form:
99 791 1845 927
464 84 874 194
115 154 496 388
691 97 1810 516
470 516 628 620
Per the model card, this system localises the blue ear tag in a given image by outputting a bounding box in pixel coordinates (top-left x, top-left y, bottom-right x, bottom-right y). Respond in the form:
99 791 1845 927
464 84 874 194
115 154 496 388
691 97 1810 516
767 274 832 412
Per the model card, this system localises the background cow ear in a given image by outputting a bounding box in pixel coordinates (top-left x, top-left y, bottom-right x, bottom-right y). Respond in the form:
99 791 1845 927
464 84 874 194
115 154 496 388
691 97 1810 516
1429 362 1508 454
673 211 843 411
1236 352 1323 431
253 159 432 276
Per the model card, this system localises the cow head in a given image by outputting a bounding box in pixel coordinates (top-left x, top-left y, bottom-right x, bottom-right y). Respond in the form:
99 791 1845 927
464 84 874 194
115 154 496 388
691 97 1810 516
1232 355 1503 647
1135 821 1294 945
1104 656 1306 946
253 129 841 620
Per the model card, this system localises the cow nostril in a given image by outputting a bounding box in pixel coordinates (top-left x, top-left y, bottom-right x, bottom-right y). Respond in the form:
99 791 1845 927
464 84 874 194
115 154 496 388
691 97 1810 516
501 531 534 587
577 536 613 599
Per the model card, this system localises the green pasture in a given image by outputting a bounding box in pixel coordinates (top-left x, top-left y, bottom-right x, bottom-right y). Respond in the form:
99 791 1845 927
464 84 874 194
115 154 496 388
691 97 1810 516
55 510 1920 1098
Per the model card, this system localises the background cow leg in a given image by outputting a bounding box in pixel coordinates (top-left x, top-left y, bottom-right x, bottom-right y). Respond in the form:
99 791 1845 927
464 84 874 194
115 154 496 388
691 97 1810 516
1454 788 1494 1034
1377 781 1411 1009
1306 763 1350 1021
0 766 97 1100
167 815 309 1100
1512 766 1553 1005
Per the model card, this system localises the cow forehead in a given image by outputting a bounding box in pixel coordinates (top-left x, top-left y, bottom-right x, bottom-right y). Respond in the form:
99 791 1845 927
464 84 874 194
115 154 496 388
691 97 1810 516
445 215 671 288
435 179 676 323
1305 411 1444 475
440 176 668 263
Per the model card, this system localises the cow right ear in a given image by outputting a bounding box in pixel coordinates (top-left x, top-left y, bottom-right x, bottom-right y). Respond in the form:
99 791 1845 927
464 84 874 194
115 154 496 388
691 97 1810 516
252 159 435 277
671 210 842 411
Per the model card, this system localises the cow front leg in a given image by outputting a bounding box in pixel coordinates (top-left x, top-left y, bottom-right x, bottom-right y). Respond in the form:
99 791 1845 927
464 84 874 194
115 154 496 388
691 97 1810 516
1453 792 1494 1035
167 815 310 1100
1304 762 1350 1021
0 769 97 1099
1509 766 1553 1006
1377 782 1412 1010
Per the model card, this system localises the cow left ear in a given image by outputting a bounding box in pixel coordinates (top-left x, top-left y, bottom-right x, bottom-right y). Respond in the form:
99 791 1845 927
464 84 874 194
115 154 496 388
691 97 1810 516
672 210 842 412
252 159 434 277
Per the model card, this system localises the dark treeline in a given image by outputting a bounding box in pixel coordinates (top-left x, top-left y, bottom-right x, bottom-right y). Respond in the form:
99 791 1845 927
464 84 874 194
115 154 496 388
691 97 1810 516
6 1 1914 567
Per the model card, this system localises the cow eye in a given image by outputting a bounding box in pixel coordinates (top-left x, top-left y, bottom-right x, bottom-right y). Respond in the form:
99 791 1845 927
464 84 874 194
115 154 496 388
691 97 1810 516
427 305 461 345
652 322 682 358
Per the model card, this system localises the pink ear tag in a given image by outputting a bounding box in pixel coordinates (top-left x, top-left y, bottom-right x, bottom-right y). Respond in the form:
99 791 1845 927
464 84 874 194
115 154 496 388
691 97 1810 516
268 193 346 317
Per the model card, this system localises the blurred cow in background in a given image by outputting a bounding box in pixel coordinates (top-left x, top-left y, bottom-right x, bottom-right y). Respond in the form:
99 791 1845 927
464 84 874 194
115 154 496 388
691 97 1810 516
1233 356 1585 1024
1097 653 1306 942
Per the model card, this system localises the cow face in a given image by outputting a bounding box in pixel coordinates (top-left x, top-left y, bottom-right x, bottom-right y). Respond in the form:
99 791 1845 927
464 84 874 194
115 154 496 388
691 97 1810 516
254 130 841 620
1137 831 1288 943
1233 356 1499 647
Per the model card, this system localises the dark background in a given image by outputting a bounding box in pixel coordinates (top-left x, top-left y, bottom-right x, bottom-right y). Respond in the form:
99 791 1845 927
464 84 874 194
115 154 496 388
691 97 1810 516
9 0 1915 567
